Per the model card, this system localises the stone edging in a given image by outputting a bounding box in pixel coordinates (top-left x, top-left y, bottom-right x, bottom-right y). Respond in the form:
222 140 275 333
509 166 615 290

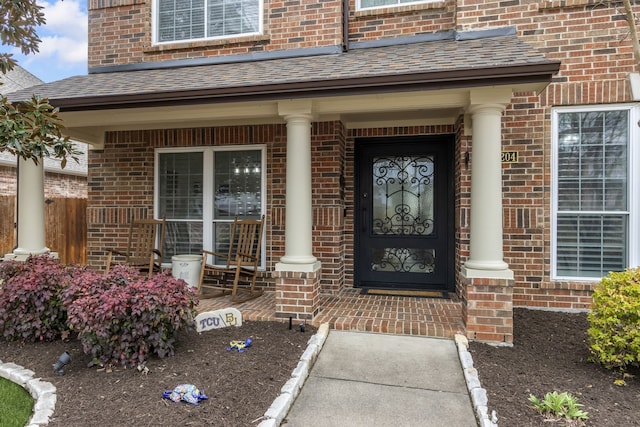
454 334 498 427
256 323 330 427
0 360 57 426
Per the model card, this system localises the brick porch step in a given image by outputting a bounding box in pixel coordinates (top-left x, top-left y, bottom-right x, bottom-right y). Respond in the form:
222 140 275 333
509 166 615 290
196 288 465 339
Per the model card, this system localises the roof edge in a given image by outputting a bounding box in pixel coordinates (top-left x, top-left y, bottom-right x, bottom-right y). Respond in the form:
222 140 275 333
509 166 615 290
54 62 561 111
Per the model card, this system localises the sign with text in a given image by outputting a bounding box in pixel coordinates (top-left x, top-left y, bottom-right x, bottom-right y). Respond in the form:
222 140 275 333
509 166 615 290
195 308 242 332
501 151 518 163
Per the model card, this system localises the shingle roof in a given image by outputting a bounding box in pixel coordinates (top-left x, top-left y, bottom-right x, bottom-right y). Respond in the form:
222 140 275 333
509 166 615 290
7 34 559 110
0 65 43 94
0 65 88 175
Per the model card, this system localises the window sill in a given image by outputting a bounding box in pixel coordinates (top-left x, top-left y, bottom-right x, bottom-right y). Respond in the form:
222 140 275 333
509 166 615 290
146 34 270 53
542 279 599 291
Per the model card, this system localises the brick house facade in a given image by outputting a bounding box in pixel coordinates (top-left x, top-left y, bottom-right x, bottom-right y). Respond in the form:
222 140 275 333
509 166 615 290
9 0 640 343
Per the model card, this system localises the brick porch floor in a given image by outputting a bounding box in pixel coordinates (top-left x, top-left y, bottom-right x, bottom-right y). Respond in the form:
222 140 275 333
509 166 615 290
197 288 466 338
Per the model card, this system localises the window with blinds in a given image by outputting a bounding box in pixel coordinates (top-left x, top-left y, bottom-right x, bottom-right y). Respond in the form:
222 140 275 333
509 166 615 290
156 147 265 265
553 108 630 278
156 0 261 44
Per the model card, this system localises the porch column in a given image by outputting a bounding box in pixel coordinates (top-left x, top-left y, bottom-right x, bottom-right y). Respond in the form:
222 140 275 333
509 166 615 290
273 100 321 320
464 103 510 273
461 89 514 344
5 158 50 260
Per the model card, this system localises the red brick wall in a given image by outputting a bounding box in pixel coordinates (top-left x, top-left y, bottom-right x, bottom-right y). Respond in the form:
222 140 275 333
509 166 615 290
0 166 87 198
348 0 455 43
88 0 343 68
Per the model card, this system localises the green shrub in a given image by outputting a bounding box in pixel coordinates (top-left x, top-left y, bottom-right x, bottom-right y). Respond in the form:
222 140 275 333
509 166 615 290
0 255 70 341
587 267 640 370
63 265 198 367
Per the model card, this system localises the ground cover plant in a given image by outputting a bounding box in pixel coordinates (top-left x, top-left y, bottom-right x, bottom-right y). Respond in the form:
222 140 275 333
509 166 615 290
0 377 33 427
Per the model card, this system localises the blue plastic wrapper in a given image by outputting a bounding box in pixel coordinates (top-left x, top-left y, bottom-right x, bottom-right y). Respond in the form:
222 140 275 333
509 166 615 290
162 384 208 405
227 337 253 352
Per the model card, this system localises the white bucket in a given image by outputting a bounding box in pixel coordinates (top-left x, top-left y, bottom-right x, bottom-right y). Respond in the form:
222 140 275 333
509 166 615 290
171 254 202 289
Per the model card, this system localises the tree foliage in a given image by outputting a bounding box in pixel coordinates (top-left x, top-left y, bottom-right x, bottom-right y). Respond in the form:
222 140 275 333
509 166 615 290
0 0 81 166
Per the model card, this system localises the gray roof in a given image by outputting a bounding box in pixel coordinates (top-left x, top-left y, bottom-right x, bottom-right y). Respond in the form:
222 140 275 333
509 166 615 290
0 65 43 94
7 33 560 110
0 65 88 176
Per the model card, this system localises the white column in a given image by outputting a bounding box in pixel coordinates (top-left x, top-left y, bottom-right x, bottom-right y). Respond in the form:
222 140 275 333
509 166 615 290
276 101 319 272
463 104 510 275
12 157 50 256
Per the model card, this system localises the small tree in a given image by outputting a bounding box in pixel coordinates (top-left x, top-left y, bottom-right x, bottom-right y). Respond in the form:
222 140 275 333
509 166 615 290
0 0 80 167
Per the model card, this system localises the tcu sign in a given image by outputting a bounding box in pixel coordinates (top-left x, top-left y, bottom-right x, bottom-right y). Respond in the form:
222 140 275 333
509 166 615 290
195 308 243 332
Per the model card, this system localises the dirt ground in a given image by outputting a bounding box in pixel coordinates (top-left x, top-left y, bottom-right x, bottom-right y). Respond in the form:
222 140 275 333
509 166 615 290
2 309 639 426
0 321 315 427
469 308 640 426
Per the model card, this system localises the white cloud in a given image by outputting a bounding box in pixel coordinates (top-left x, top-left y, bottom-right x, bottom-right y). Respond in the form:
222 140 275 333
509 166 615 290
40 0 88 41
13 0 89 81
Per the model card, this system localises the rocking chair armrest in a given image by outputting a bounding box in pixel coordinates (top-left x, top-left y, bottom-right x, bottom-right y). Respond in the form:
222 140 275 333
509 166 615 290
236 251 259 261
202 249 228 259
107 248 128 257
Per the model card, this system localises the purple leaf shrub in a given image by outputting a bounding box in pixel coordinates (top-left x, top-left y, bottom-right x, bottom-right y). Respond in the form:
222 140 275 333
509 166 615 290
63 265 198 367
0 255 71 341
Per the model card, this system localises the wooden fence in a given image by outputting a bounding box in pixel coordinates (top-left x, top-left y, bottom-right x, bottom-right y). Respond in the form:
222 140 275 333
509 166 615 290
0 196 87 265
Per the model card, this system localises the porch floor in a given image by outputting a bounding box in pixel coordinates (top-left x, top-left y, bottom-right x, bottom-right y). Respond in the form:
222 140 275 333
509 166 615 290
197 288 466 339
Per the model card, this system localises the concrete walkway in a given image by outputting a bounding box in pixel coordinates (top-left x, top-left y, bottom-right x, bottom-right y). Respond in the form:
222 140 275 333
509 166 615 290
283 331 478 427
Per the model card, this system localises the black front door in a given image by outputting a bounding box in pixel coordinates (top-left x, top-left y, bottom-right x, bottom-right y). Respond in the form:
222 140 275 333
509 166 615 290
354 136 454 291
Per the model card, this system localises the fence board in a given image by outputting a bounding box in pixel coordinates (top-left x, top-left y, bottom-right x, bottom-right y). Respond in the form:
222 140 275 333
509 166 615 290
0 196 86 265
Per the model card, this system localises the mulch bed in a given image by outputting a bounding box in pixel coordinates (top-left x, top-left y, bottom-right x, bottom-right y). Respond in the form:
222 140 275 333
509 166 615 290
469 308 640 426
0 321 315 427
2 309 639 426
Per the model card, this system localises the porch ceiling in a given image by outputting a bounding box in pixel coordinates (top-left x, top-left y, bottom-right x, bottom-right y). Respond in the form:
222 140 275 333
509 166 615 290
7 33 560 146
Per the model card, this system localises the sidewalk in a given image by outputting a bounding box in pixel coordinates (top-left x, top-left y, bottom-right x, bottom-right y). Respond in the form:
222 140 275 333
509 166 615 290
283 331 478 427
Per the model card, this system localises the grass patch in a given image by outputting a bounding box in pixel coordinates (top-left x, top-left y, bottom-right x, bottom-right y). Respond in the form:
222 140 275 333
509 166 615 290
0 376 34 427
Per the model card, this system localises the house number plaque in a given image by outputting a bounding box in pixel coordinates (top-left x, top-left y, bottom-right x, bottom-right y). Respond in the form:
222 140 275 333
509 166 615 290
501 151 518 163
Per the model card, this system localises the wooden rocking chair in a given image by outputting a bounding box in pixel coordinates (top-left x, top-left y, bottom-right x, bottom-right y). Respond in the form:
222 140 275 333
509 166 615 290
197 215 265 303
105 217 166 278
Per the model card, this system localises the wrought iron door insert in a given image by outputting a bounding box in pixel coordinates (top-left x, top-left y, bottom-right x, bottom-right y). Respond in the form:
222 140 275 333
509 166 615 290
355 136 454 291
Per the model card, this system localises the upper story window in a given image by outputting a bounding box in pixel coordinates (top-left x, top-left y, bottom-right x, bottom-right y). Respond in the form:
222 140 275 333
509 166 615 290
155 0 262 44
552 105 640 280
357 0 434 11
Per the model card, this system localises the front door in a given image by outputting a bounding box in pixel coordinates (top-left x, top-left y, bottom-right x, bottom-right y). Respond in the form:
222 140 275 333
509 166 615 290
354 136 454 291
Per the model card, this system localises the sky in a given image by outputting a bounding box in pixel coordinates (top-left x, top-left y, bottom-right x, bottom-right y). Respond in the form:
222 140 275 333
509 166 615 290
3 0 88 83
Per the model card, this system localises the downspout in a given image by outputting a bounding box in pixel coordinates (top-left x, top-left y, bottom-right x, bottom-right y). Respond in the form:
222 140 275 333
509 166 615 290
342 0 349 52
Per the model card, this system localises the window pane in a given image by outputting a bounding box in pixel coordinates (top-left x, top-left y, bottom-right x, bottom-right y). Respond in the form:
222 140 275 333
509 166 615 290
557 111 627 213
556 214 627 277
207 0 259 38
158 152 203 219
157 0 205 42
555 109 629 278
164 221 203 261
214 150 262 220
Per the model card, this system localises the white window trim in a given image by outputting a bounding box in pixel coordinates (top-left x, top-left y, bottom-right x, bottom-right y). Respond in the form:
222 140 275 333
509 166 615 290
154 144 267 269
551 103 640 281
152 0 264 45
356 0 438 11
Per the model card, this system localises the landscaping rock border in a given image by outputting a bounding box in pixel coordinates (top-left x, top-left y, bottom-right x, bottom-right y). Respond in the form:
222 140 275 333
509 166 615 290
455 334 498 427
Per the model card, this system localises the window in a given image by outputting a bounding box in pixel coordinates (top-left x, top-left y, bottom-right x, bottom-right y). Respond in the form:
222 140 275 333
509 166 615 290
155 0 262 44
357 0 434 10
552 105 639 279
155 146 265 265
